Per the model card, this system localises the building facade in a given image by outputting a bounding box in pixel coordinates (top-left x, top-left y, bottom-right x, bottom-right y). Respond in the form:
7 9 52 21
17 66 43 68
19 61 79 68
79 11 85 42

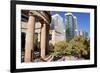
73 16 78 36
50 14 65 45
79 31 89 39
65 13 78 40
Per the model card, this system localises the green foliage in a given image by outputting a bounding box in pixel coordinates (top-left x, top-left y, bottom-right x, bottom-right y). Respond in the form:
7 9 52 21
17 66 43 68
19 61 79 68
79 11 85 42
48 43 54 54
51 41 69 57
49 36 90 59
68 36 90 59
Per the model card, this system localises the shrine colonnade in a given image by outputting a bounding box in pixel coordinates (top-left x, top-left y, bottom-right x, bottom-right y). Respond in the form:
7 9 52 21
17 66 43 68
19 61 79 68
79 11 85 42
23 11 51 62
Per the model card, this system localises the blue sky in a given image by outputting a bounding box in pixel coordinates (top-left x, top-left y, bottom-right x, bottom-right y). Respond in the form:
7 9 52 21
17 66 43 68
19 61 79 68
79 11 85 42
50 11 90 36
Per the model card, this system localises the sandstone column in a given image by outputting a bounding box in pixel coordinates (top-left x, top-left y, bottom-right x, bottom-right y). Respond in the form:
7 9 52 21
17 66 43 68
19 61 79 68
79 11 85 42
40 23 46 59
24 12 35 62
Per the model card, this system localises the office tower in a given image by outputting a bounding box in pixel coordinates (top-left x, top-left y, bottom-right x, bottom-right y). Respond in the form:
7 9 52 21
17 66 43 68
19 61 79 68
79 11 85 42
79 31 88 39
50 14 65 44
65 13 78 40
73 16 78 36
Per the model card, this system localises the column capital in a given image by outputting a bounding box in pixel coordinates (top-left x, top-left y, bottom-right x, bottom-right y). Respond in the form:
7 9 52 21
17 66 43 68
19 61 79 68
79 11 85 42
41 21 48 27
29 11 36 17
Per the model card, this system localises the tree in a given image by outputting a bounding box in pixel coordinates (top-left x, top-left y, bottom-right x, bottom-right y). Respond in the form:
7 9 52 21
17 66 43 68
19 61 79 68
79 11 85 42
48 43 54 55
69 36 90 59
48 36 90 60
52 41 69 57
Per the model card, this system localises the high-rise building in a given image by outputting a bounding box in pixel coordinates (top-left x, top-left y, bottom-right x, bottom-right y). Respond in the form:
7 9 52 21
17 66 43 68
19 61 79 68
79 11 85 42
50 14 65 44
79 31 89 39
73 16 78 36
65 13 78 40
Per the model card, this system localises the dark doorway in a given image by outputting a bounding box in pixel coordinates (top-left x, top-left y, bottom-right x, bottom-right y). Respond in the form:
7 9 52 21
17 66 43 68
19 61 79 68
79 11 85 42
21 32 26 62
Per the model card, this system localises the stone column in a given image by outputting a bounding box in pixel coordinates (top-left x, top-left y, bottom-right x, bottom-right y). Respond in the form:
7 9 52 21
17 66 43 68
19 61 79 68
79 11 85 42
24 12 35 62
40 23 46 59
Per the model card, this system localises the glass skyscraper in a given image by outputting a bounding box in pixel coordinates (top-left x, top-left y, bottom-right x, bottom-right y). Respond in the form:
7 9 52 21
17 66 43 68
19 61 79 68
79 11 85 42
73 16 78 36
65 13 78 40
